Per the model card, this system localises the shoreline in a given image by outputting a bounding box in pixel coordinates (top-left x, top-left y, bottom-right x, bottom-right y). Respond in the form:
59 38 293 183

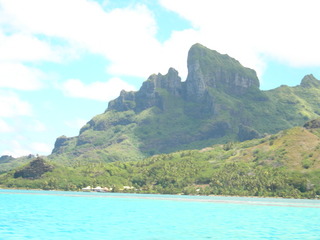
0 187 320 202
1 188 320 207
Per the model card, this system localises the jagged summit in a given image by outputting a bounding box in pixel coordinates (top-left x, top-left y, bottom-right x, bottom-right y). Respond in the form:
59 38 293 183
300 74 320 88
108 67 182 112
108 43 260 112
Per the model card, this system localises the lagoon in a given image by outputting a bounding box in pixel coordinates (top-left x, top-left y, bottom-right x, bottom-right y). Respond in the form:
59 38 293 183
0 190 319 239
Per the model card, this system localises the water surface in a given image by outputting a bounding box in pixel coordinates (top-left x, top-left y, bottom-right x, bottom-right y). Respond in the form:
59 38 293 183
0 190 319 239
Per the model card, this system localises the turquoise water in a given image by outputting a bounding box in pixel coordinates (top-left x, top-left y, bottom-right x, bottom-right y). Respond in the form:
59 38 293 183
0 190 319 239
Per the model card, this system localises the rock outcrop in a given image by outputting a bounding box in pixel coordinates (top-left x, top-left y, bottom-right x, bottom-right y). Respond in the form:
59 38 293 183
303 118 320 129
108 68 182 112
185 43 259 100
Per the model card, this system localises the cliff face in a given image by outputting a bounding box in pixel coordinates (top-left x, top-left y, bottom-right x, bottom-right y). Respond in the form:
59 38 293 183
185 44 259 100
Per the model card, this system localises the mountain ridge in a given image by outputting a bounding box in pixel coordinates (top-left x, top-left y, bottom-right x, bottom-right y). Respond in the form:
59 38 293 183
49 43 320 164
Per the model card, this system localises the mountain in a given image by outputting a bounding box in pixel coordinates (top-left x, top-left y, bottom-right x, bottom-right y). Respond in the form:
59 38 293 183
1 121 320 198
49 43 320 164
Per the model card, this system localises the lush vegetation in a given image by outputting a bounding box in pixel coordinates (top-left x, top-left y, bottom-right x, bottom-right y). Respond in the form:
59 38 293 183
13 157 54 179
1 126 320 199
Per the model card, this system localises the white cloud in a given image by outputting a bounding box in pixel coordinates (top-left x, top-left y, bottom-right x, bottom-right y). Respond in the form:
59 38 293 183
0 62 45 90
0 0 107 41
0 118 13 132
30 142 52 155
0 0 163 78
0 140 31 157
0 91 32 117
0 28 64 92
62 77 136 101
0 139 51 157
0 32 60 62
65 118 87 130
102 0 110 8
31 120 47 132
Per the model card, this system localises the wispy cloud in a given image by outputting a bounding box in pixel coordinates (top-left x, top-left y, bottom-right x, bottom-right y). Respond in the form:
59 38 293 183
62 77 136 101
65 118 87 130
0 32 60 62
0 138 52 157
0 118 13 132
0 0 161 77
0 62 45 90
0 91 32 117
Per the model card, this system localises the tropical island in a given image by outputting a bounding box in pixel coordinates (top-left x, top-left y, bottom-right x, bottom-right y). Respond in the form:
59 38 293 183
1 44 320 198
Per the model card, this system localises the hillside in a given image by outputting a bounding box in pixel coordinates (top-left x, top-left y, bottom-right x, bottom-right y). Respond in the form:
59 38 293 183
0 155 35 174
1 122 320 198
49 43 320 164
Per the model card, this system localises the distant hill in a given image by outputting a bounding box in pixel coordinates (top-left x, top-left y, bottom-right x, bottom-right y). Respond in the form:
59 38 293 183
0 155 35 174
48 43 320 164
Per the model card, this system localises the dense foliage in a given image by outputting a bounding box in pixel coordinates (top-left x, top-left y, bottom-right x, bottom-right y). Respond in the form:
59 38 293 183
1 126 320 199
13 157 54 179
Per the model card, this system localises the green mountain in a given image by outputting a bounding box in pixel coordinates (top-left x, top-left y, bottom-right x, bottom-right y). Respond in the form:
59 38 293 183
49 43 320 164
1 121 320 198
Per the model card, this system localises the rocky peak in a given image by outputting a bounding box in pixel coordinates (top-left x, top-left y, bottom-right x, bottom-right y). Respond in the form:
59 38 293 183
137 67 181 95
107 90 136 112
300 74 320 88
108 68 182 112
185 43 260 99
108 44 261 111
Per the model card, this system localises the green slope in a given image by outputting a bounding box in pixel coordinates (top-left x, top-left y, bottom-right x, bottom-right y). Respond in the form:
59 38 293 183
1 122 320 198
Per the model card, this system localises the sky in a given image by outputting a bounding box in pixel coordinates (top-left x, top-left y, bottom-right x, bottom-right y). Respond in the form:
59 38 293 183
0 0 320 157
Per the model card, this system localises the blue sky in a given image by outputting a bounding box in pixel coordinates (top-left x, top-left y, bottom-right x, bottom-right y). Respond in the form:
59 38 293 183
0 0 320 157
